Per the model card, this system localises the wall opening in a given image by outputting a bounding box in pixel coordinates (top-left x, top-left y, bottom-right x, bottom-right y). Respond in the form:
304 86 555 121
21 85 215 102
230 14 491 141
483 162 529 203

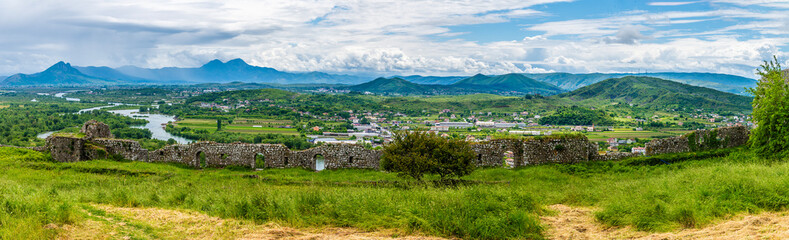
315 154 325 171
221 153 228 160
503 150 514 168
197 151 207 168
255 153 265 169
349 156 354 164
284 157 289 166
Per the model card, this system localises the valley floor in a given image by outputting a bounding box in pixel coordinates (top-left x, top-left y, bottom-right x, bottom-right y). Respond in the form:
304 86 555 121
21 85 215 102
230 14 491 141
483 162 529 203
1 146 788 239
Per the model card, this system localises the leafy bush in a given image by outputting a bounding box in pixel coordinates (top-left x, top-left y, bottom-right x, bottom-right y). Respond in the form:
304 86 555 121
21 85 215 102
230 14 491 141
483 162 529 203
747 56 789 158
381 131 475 181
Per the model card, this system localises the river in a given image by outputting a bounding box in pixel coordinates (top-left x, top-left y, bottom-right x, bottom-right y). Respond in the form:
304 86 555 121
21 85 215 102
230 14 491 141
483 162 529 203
54 92 81 102
107 109 193 144
37 92 193 143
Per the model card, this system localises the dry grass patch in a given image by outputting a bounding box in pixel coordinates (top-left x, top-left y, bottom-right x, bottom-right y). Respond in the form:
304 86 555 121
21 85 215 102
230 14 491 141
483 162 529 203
542 204 789 240
57 204 448 240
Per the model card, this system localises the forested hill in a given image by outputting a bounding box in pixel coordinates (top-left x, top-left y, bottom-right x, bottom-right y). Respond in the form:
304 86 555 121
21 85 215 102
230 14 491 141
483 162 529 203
346 77 449 95
560 76 753 112
452 73 563 95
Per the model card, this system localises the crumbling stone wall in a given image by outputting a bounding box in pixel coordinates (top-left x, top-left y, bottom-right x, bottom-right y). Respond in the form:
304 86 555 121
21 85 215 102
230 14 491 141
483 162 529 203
522 138 598 165
81 120 113 139
470 142 505 167
645 137 689 156
470 139 523 167
292 144 381 170
47 136 88 162
93 139 149 161
42 121 751 170
646 126 749 156
469 137 599 167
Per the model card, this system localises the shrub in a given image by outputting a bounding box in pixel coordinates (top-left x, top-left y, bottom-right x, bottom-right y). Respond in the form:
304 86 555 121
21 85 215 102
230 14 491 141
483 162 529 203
381 131 475 181
747 56 789 159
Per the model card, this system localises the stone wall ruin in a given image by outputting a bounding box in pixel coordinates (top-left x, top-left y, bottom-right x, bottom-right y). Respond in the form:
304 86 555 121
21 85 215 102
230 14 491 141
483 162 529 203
645 126 749 156
42 121 751 170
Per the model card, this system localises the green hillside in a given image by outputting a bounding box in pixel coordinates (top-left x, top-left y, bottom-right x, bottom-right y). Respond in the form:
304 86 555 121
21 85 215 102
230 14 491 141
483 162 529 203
560 76 753 112
453 73 563 95
346 77 444 95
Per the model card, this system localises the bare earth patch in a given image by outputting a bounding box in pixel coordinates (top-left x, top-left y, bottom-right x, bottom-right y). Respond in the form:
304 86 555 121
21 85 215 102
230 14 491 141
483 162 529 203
542 204 789 240
58 204 448 240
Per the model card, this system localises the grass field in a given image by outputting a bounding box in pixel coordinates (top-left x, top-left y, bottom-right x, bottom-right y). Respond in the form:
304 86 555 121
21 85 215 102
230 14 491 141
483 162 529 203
1 146 787 239
175 118 299 136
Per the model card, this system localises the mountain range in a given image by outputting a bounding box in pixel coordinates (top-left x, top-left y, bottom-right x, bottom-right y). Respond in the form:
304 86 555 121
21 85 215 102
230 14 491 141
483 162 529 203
2 62 123 86
0 59 757 96
1 59 364 87
523 72 756 95
401 72 756 95
344 73 564 95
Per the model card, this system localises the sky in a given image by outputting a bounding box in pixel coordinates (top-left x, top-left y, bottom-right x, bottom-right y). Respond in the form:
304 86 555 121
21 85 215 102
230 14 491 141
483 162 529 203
1 0 788 78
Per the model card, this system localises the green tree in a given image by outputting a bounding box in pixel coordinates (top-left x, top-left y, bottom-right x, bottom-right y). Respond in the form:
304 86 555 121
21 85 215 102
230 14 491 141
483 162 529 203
747 56 789 158
216 119 222 131
380 131 475 182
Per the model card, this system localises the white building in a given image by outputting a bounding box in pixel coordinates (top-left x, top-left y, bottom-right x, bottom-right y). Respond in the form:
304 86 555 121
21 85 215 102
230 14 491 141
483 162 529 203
476 121 495 127
436 122 474 128
632 147 646 154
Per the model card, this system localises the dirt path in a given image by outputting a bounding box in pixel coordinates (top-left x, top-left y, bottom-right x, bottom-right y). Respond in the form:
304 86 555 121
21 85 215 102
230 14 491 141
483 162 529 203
58 204 448 240
541 204 789 240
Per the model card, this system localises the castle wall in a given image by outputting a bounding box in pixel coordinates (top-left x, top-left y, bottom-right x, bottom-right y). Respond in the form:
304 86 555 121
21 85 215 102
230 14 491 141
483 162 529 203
42 121 751 170
646 126 749 156
46 136 87 162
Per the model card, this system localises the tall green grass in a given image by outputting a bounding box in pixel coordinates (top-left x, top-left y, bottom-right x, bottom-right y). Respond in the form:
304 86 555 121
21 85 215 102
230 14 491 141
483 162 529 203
0 147 543 239
0 146 788 239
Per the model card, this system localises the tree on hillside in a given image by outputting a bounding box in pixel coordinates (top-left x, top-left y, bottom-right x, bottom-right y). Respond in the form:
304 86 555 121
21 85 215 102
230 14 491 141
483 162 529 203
747 56 789 158
538 106 616 126
216 119 222 131
380 131 475 182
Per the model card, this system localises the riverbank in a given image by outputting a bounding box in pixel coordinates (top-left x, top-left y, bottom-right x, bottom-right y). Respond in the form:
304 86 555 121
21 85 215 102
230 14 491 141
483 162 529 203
36 103 193 144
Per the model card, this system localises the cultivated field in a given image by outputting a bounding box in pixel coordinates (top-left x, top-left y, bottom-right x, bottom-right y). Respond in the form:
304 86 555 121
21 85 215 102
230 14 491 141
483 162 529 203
175 118 299 136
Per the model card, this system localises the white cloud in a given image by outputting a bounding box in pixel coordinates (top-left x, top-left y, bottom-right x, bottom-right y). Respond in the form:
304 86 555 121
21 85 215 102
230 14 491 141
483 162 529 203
0 0 785 80
649 1 701 6
602 25 653 44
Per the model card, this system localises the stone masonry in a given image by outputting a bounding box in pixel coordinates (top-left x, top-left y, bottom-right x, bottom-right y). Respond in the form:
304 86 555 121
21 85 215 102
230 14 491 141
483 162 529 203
43 121 751 169
81 120 114 139
646 126 749 156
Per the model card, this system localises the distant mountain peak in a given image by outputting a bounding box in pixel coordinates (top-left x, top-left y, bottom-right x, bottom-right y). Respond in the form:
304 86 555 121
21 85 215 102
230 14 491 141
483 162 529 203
44 61 83 75
201 59 225 68
225 58 248 66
